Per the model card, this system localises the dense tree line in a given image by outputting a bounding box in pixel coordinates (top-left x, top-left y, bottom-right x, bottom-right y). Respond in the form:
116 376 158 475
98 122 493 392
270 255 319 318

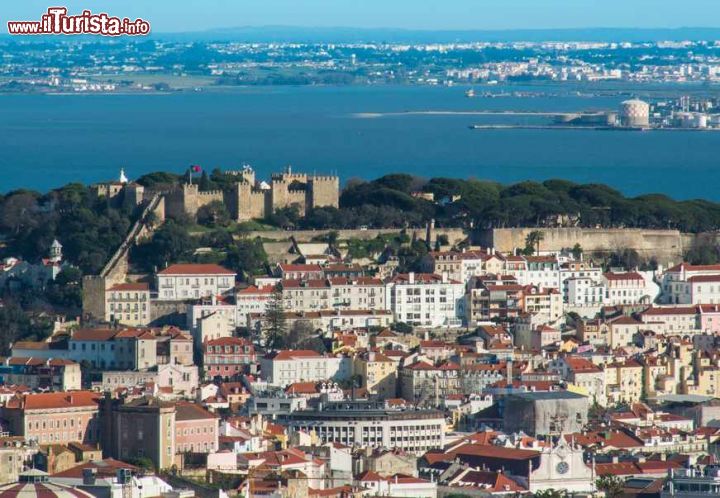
308 174 720 232
0 184 133 274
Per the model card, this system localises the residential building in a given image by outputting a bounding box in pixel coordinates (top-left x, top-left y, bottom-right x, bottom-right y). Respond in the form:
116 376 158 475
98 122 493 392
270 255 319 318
566 277 606 307
156 264 235 301
386 273 465 328
1 391 100 445
203 337 255 379
399 361 461 406
0 357 81 391
105 283 151 326
353 351 397 399
174 402 219 454
662 263 720 304
603 271 652 306
260 350 351 387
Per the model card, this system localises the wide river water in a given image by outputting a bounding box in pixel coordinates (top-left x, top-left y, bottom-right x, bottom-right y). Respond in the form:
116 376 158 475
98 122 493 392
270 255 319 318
1 83 719 199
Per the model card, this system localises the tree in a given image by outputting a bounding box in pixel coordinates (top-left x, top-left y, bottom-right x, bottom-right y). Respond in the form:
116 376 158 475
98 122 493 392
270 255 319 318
524 230 545 255
196 201 230 227
287 321 326 353
224 239 267 280
263 286 287 349
596 474 624 498
571 243 583 260
131 221 196 271
533 490 566 498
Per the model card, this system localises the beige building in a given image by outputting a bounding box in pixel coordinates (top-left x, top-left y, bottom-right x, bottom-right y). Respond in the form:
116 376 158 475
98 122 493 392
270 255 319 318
608 315 643 348
354 351 397 398
281 277 385 313
399 361 461 407
104 396 176 471
605 359 643 405
106 282 151 326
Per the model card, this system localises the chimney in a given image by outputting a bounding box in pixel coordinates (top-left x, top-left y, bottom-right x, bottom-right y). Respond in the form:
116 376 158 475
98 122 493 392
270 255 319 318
612 456 619 464
408 272 415 284
442 272 448 284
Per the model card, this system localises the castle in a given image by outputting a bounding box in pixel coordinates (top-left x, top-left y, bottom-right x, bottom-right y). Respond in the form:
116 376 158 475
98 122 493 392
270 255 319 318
93 165 340 221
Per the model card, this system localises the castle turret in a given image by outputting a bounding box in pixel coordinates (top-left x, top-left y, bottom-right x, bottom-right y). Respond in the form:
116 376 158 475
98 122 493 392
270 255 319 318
49 239 63 263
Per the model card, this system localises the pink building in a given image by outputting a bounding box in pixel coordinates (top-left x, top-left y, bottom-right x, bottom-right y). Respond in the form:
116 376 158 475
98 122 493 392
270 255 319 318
203 337 256 379
1 391 100 445
175 402 219 453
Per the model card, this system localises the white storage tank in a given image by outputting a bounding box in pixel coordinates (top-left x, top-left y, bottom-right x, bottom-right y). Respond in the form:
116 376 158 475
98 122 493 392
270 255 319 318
619 99 650 128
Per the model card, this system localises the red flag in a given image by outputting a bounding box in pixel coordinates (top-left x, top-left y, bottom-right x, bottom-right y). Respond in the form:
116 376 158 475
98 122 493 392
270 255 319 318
191 165 202 173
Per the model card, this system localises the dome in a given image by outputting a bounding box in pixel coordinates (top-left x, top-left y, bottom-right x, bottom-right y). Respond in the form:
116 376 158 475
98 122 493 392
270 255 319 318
0 470 95 498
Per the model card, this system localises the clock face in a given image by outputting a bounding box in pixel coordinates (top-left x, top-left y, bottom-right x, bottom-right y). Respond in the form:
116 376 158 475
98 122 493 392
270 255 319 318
556 461 570 475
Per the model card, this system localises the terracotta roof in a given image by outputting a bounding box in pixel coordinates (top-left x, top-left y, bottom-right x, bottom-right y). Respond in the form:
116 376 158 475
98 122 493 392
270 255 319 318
51 458 137 478
107 282 149 291
158 263 235 275
71 329 118 341
604 272 644 281
175 401 219 421
266 350 324 361
15 391 100 410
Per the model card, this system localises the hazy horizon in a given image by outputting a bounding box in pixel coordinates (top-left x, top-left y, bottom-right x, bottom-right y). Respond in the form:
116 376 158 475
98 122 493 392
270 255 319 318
4 0 720 33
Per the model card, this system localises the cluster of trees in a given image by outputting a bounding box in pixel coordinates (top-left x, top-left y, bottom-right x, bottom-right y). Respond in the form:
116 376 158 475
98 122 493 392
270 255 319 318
329 174 720 232
130 219 268 280
0 184 134 274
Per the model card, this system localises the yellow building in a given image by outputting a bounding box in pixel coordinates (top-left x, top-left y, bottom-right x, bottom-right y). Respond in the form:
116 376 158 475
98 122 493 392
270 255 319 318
605 359 643 405
353 351 397 398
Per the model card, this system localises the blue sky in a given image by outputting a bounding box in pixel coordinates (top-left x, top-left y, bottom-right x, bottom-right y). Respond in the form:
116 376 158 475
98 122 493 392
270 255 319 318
3 0 720 32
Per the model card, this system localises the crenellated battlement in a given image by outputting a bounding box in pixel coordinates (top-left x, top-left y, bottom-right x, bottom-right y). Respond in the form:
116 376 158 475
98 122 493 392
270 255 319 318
162 166 339 222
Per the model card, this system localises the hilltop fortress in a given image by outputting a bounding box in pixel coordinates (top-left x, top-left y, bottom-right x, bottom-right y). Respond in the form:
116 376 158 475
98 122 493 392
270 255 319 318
93 165 340 221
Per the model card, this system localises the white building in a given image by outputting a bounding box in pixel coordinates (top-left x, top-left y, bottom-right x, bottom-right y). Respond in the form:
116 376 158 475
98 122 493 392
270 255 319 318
385 273 465 328
509 256 561 290
156 263 235 301
661 263 720 304
259 350 351 387
236 284 274 322
186 297 237 349
603 271 653 306
566 277 606 307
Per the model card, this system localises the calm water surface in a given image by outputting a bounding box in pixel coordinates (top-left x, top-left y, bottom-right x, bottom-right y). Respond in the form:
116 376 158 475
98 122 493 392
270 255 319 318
0 84 718 199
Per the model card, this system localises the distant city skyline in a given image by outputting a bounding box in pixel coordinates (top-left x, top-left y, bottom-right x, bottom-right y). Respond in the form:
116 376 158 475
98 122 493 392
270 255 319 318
3 0 720 33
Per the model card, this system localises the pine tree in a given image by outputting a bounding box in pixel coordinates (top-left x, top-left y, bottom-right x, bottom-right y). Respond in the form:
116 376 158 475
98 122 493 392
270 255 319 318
263 285 287 349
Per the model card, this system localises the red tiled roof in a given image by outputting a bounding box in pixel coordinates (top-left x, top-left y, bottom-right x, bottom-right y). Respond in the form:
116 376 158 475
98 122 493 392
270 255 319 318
17 391 100 410
72 328 118 341
107 282 150 291
158 263 235 275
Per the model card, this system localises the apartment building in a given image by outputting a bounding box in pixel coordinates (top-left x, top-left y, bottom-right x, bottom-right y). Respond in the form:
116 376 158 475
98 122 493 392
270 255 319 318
386 273 465 328
203 337 256 379
662 263 720 304
1 391 101 445
603 272 652 306
259 350 351 387
281 277 385 312
156 263 236 301
105 282 151 326
0 357 81 391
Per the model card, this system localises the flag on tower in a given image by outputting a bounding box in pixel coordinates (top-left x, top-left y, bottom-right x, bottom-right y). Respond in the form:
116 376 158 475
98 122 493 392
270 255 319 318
191 165 202 173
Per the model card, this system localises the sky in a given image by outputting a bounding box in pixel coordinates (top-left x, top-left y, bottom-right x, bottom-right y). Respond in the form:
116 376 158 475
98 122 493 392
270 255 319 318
3 0 720 32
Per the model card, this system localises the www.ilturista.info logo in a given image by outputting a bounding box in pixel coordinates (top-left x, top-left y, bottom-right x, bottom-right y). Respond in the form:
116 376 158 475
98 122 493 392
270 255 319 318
8 7 150 36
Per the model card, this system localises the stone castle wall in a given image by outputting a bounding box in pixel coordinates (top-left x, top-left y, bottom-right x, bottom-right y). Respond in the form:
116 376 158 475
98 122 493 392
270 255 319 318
475 227 686 266
166 171 340 221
